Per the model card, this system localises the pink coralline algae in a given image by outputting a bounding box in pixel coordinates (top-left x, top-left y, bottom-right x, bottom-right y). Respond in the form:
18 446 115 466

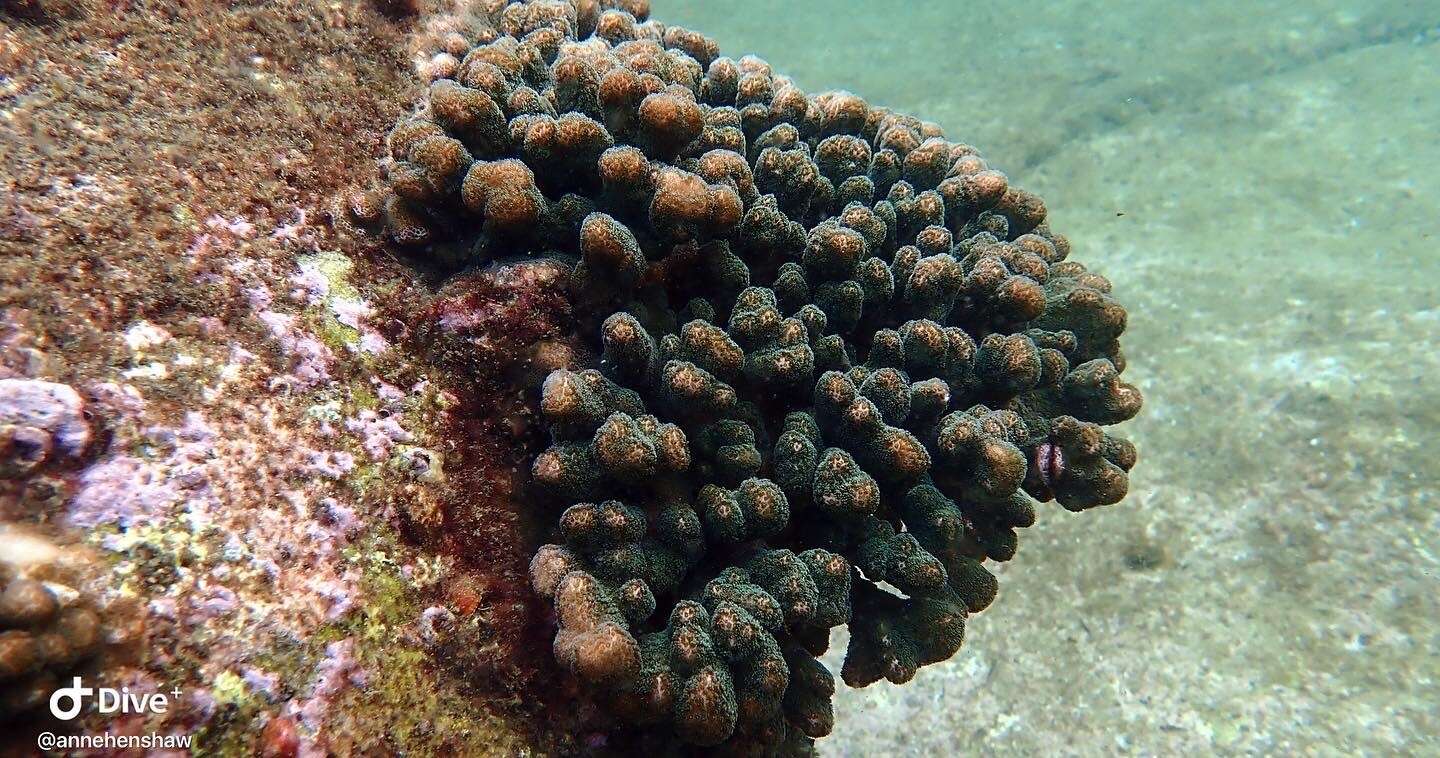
71 413 216 529
308 450 358 479
257 310 336 390
271 209 318 248
205 214 258 239
88 381 148 420
330 298 374 331
291 263 333 306
286 637 369 756
345 409 413 460
70 455 182 529
242 667 283 702
372 379 406 404
70 390 370 645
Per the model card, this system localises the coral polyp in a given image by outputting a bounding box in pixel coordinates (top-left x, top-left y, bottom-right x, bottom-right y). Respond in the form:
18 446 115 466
364 0 1143 751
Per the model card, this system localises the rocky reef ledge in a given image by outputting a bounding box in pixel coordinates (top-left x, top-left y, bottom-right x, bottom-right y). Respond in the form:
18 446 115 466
1 0 560 752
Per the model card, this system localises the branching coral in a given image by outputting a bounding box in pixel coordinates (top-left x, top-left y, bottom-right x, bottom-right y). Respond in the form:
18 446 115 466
0 557 105 716
362 0 1142 751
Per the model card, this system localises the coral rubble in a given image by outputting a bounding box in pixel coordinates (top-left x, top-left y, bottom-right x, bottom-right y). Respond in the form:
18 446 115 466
361 0 1143 751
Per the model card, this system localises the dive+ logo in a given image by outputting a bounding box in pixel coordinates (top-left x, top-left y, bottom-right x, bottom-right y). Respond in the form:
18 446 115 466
48 677 177 721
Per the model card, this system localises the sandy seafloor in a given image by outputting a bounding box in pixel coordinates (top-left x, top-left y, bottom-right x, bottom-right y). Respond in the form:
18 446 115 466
661 2 1440 755
1 0 1435 754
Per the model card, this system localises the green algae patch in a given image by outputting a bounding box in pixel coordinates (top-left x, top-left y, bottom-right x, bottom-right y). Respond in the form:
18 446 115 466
348 380 380 412
309 312 362 356
296 250 382 362
321 531 538 755
210 670 253 708
346 462 385 496
301 251 362 302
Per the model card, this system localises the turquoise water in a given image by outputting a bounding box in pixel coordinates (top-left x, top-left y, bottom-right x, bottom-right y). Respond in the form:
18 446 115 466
2 0 1435 754
664 1 1440 754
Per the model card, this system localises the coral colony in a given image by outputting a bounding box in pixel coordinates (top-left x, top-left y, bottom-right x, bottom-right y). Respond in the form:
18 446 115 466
0 0 1142 753
352 0 1143 751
